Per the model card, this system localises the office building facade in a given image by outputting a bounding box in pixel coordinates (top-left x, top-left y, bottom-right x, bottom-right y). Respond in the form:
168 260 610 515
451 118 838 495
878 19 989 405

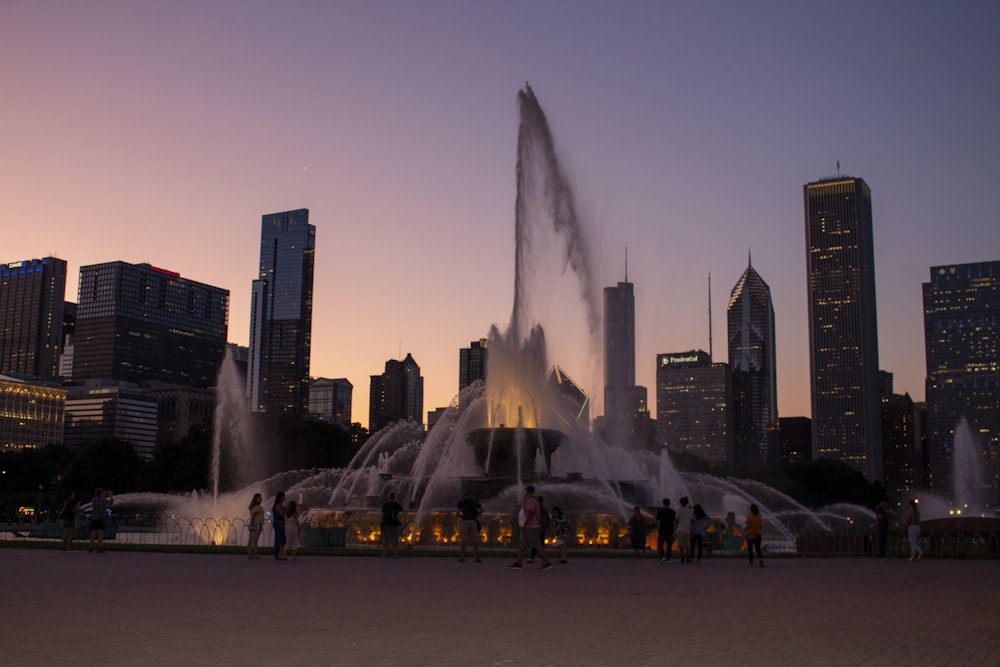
656 350 733 465
604 280 637 420
369 354 423 433
459 339 488 396
72 262 229 388
64 383 159 460
880 371 919 499
1 257 67 381
922 260 1000 506
727 259 778 474
0 374 66 452
310 377 353 427
804 177 882 481
247 209 315 415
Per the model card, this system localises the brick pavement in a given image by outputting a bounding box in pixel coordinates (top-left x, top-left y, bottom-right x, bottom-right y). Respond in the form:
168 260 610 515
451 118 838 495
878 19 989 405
3 548 997 666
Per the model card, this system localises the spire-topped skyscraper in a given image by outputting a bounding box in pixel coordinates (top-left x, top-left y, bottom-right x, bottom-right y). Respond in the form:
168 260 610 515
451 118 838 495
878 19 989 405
727 254 778 474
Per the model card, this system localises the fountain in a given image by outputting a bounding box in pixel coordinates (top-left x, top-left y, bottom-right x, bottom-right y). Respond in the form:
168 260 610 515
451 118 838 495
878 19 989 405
109 85 863 551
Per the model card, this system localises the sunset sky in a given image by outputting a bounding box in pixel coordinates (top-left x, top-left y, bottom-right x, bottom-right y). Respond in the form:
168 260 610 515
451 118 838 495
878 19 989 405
4 2 999 430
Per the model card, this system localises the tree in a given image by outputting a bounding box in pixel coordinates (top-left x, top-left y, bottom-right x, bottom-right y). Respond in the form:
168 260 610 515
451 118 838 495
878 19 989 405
143 424 211 492
62 438 143 498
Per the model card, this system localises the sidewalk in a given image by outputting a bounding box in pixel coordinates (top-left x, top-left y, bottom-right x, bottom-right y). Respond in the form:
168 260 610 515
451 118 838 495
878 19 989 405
3 549 997 666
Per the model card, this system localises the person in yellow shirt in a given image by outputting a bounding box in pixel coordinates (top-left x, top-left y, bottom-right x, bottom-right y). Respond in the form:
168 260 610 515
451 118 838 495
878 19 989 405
744 504 763 567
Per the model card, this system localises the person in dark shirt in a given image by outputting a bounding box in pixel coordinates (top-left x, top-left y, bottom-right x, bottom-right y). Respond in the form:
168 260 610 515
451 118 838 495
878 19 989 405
874 498 891 559
381 492 404 558
457 494 483 562
655 498 677 563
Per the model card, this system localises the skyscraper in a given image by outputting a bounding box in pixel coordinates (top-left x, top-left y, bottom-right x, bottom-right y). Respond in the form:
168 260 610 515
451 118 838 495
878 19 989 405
310 377 353 427
247 209 316 415
804 177 882 481
923 260 1000 506
656 350 733 465
459 339 488 395
727 257 778 474
369 353 424 433
1 257 67 381
72 262 229 388
604 280 637 421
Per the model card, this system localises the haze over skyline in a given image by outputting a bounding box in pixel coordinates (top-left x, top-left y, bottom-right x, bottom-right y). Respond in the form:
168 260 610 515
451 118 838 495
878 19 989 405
4 2 999 431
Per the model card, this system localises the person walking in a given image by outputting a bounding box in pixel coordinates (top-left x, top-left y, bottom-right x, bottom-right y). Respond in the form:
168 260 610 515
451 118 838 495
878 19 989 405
284 500 301 560
457 493 483 562
509 485 552 570
380 492 404 558
874 498 890 560
88 488 113 553
247 493 265 559
676 497 694 563
903 499 924 561
551 506 570 564
691 504 708 563
272 492 287 561
655 498 676 563
59 492 78 551
744 503 763 567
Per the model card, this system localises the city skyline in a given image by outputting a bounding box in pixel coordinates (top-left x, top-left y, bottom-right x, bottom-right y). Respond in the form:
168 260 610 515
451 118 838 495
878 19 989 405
4 3 1000 430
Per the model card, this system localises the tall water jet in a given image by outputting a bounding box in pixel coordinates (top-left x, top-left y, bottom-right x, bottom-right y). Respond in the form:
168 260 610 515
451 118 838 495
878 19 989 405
211 348 259 498
952 417 986 508
488 83 602 428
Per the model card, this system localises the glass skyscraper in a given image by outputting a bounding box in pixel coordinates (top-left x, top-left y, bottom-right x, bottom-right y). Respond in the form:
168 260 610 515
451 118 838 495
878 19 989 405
804 177 882 481
247 209 315 415
1 257 67 381
656 350 733 465
922 260 1000 506
72 262 229 388
727 258 778 475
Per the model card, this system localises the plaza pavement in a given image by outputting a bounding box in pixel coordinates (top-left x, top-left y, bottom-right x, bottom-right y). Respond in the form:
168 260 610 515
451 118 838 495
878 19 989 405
3 547 997 666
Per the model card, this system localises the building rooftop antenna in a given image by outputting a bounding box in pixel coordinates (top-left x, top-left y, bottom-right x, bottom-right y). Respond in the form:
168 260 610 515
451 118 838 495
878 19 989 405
708 272 713 362
624 246 628 282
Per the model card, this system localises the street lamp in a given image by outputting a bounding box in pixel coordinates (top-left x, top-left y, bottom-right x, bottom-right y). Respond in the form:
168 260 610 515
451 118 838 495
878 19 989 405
37 484 43 524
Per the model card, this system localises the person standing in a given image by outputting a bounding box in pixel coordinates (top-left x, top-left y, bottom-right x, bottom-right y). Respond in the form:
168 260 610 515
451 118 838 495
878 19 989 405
744 503 763 567
284 500 301 560
457 494 483 562
531 495 550 562
655 498 676 563
691 504 708 563
380 492 404 558
551 506 569 564
58 492 78 551
272 491 287 561
676 497 694 564
509 485 552 570
627 506 648 557
88 488 113 553
247 493 265 559
903 499 924 561
874 498 890 560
